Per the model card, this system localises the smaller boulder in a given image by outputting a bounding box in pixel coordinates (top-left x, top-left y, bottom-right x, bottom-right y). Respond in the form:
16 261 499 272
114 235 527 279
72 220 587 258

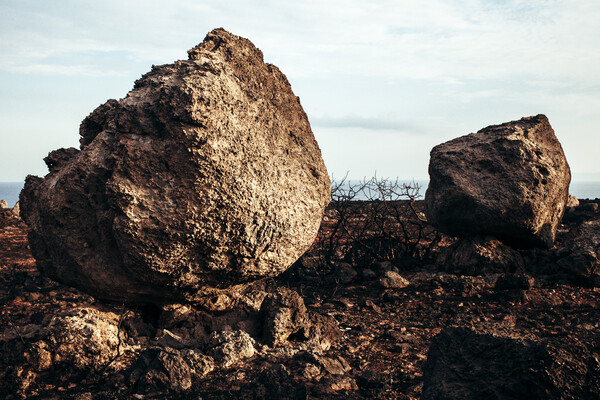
441 236 525 275
260 288 310 346
426 115 571 248
556 219 600 286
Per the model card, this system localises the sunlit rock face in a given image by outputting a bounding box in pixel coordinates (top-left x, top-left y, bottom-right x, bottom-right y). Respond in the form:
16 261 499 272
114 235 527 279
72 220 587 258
20 28 330 304
425 115 570 248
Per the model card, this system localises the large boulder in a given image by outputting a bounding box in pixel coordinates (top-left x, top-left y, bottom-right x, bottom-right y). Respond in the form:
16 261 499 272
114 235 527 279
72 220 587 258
20 28 330 304
425 115 570 248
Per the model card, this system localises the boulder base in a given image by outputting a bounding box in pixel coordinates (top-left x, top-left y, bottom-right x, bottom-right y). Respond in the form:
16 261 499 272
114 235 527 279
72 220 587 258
425 115 570 248
20 28 330 304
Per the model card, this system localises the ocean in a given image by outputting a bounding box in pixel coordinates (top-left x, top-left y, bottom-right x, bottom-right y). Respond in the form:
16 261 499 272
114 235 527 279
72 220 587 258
0 182 23 208
1 180 599 208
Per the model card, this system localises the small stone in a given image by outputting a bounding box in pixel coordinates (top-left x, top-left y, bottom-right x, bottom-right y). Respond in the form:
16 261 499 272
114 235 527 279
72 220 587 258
494 274 534 291
334 263 357 284
378 271 410 289
361 268 377 280
208 330 255 368
364 299 381 313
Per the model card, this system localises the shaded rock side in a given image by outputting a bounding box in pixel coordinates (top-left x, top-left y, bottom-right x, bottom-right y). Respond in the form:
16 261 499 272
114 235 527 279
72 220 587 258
422 327 599 400
425 115 571 248
556 219 600 286
441 236 525 275
20 28 330 304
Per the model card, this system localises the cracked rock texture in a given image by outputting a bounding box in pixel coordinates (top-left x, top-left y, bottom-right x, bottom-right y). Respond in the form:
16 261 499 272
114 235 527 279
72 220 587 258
19 28 330 304
425 115 570 248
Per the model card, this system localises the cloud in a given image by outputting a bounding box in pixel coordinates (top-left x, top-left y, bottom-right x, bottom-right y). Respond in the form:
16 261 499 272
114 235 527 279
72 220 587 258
311 115 420 133
1 0 599 181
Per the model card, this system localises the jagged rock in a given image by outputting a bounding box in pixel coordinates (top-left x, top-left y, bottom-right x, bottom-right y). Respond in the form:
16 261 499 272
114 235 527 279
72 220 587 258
0 200 7 209
378 271 410 289
333 262 357 284
260 288 310 346
441 236 525 275
422 327 599 400
11 202 19 218
1 306 137 396
556 219 600 286
38 307 133 372
132 347 214 392
425 115 571 248
566 194 580 208
208 330 256 368
20 28 330 304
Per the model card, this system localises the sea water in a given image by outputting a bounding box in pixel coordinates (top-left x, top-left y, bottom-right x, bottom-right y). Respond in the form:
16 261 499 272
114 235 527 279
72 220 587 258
0 182 23 208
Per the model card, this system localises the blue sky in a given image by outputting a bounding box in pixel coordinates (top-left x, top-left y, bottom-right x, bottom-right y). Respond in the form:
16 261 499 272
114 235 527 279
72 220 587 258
1 0 599 182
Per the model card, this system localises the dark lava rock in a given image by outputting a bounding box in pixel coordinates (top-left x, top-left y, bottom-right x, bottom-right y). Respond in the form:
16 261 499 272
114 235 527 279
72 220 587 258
422 327 599 400
494 273 534 291
20 28 330 304
556 219 600 286
260 287 311 346
425 115 571 248
131 347 214 392
441 236 525 275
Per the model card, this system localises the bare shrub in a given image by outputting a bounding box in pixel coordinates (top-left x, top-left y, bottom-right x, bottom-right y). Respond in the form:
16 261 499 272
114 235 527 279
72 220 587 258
303 174 440 272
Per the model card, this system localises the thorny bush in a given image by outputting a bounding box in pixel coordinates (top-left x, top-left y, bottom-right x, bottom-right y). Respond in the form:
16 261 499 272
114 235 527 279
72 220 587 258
303 175 441 272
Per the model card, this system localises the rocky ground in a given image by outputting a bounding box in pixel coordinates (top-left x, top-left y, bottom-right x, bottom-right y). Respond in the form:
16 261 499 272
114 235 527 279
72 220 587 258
1 200 600 399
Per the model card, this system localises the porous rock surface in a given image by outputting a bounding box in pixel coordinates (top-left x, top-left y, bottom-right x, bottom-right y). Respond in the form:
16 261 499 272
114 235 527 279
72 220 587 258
425 115 570 248
20 28 330 304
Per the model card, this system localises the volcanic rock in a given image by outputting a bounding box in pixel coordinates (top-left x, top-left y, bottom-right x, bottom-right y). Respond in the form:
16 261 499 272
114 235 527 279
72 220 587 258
441 236 525 275
260 287 310 346
19 28 330 304
425 115 571 248
378 270 410 289
422 327 598 400
556 219 600 286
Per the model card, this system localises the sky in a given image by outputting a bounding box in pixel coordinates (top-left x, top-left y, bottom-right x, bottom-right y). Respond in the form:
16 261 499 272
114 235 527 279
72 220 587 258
1 0 599 183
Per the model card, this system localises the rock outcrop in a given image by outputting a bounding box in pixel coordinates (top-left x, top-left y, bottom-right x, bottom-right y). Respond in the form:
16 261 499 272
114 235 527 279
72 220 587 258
20 28 330 304
425 115 570 248
422 327 599 400
556 219 600 286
